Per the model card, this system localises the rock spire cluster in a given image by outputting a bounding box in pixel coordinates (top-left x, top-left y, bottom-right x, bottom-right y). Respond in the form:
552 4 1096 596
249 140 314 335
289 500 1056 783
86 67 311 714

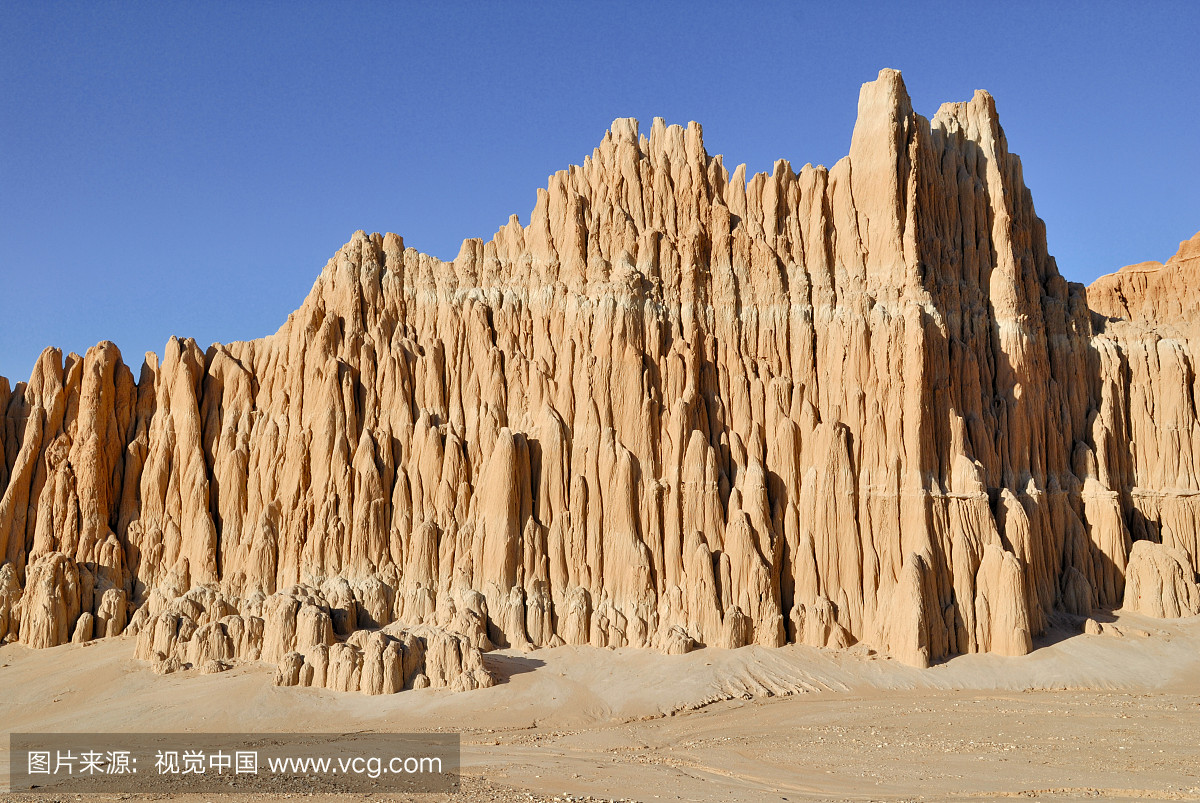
1 69 1198 690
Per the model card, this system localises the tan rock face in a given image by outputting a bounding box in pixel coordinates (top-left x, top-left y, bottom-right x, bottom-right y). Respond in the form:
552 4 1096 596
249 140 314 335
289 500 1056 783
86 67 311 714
0 562 19 643
19 553 81 649
1085 231 1200 605
274 624 494 695
1 69 1199 683
1122 541 1200 618
1088 232 1200 323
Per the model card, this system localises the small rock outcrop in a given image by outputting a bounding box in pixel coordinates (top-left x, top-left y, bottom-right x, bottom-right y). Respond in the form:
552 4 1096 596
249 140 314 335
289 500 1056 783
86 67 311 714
19 553 80 649
274 625 494 695
123 582 493 693
1122 541 1200 618
0 563 19 643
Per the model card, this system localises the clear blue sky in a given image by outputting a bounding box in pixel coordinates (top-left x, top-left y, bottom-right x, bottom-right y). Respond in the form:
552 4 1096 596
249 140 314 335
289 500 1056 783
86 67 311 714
2 2 1198 383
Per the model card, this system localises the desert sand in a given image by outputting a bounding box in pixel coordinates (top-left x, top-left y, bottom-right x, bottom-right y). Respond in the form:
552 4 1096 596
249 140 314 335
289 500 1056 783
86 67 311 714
3 609 1200 802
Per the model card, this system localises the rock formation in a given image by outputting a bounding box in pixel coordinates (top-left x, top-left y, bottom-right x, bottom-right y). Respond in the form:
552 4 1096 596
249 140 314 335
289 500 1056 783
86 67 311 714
1088 231 1200 323
1121 540 1200 619
1 69 1198 686
1087 231 1200 618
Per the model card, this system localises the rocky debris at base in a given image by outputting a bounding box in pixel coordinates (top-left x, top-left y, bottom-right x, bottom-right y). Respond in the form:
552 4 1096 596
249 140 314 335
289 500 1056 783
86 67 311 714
125 583 494 694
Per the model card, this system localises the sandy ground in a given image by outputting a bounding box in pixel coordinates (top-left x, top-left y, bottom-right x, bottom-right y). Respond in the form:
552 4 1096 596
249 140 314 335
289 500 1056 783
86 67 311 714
2 611 1199 802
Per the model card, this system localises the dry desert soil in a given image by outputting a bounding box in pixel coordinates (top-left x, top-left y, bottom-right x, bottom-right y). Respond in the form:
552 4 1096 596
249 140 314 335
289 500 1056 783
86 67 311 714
3 610 1199 803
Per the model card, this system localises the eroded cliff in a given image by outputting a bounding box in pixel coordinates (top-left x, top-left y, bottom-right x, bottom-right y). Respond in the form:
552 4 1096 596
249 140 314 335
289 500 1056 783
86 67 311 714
1 69 1197 689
